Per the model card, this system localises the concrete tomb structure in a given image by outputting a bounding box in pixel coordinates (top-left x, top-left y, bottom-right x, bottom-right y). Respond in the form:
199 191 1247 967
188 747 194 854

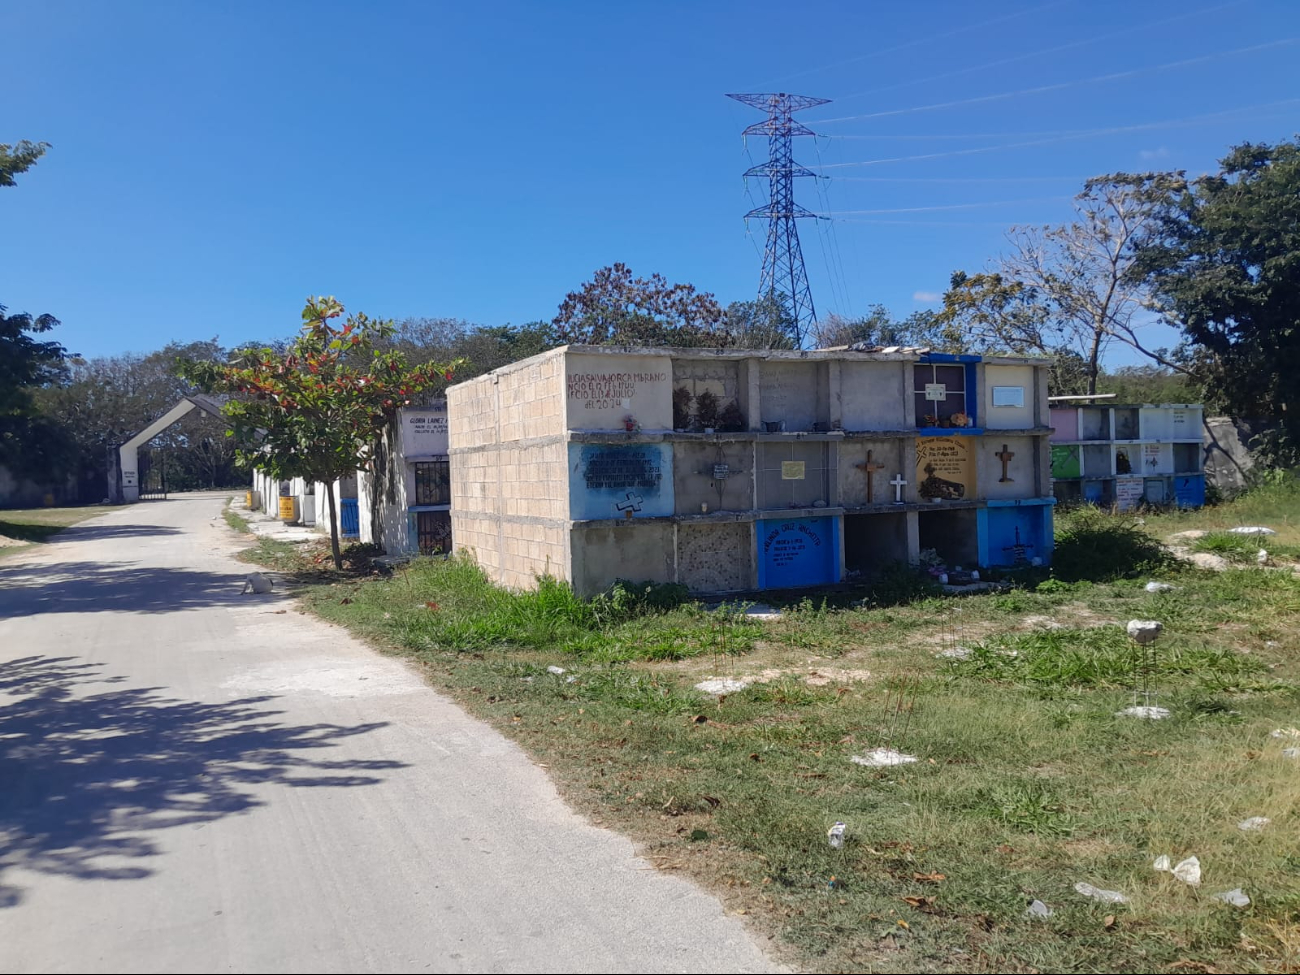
448 345 1056 596
1049 402 1206 509
249 402 451 556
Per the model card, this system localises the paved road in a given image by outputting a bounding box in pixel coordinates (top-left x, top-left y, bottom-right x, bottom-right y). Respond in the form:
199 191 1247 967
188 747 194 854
0 495 779 975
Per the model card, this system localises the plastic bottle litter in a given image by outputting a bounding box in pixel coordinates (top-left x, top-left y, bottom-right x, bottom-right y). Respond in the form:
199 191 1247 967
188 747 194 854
1074 882 1129 905
1025 899 1053 918
1145 581 1177 592
1230 526 1276 536
827 822 846 849
547 665 567 675
1215 888 1250 908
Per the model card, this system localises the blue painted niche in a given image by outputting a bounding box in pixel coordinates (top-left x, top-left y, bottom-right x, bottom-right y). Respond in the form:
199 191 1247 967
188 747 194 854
569 443 674 520
979 502 1054 567
757 516 840 590
1174 475 1205 509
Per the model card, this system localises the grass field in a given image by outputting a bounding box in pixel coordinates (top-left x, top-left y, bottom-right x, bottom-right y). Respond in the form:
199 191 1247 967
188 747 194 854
0 505 114 559
240 481 1300 973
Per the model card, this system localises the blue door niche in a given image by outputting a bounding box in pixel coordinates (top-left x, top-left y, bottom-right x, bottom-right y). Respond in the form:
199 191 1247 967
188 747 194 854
983 505 1051 567
758 516 839 590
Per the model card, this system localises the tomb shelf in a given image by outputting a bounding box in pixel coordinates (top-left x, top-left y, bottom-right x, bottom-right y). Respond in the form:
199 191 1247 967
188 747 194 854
569 507 849 528
914 426 986 436
841 500 979 514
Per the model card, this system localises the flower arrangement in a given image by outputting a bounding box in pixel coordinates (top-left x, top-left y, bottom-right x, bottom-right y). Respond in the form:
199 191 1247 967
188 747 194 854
623 414 640 433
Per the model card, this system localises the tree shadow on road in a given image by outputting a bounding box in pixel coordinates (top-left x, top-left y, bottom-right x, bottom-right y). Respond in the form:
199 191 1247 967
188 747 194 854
0 561 284 618
0 655 406 907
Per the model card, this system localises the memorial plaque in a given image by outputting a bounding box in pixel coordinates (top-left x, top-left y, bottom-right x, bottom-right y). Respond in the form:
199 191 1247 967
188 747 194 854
915 437 975 500
781 461 806 480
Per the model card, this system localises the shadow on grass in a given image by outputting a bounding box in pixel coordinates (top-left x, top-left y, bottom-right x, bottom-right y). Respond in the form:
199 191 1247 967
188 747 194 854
0 655 404 907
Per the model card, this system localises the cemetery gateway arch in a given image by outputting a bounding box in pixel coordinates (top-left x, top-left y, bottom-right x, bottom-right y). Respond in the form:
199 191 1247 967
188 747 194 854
107 393 228 503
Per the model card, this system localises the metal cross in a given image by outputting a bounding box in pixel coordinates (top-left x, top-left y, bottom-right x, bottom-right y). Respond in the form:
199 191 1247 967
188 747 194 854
996 444 1015 482
855 449 886 503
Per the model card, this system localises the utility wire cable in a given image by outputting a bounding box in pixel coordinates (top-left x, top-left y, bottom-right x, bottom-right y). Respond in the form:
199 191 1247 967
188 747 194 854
747 0 1069 90
811 39 1299 125
832 0 1250 103
814 99 1300 169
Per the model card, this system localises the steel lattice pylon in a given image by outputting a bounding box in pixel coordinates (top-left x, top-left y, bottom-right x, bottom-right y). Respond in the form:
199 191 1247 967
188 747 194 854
728 92 829 348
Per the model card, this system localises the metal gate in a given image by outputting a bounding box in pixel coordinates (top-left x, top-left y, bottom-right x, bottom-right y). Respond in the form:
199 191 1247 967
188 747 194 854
137 447 169 500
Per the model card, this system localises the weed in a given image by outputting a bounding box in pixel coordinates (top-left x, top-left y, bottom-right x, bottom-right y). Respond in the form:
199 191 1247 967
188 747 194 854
1052 507 1174 581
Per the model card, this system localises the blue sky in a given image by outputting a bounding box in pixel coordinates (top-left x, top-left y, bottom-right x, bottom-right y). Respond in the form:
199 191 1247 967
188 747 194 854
2 0 1296 362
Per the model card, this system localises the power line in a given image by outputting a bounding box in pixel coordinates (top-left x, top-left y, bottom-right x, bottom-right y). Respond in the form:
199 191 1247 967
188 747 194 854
811 38 1299 125
832 175 1091 183
832 0 1250 103
746 0 1069 90
822 197 1072 216
814 99 1300 169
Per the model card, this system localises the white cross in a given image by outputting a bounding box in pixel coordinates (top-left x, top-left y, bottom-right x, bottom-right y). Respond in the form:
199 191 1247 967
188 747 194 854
891 474 908 504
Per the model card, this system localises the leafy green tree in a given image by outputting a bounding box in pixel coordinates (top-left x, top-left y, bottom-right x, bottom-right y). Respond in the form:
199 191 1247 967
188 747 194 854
553 263 729 347
183 297 461 569
722 295 798 349
811 304 948 351
0 141 49 187
0 304 76 479
1137 139 1300 446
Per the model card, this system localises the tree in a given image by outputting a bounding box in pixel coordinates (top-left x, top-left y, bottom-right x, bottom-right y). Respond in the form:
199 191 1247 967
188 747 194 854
183 298 461 569
0 304 76 479
722 295 797 349
0 140 49 187
810 304 948 351
1137 139 1300 446
553 263 729 347
937 174 1187 393
38 339 246 494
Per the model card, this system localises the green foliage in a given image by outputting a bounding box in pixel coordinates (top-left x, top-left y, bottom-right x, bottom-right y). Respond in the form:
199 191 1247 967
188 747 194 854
952 625 1265 688
0 140 49 187
722 294 798 349
1051 507 1174 581
0 303 76 479
693 389 719 430
552 263 729 347
811 304 946 351
1140 139 1300 446
589 579 690 625
182 297 462 567
671 386 693 429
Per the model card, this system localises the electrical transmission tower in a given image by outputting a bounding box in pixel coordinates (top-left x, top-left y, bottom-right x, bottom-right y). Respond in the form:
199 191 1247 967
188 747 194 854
728 91 830 348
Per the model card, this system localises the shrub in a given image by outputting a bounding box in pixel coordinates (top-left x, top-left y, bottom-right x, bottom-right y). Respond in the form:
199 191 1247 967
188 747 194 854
1051 507 1173 581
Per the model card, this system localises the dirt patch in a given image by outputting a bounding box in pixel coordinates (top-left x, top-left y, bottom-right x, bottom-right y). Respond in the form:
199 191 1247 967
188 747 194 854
1021 603 1120 631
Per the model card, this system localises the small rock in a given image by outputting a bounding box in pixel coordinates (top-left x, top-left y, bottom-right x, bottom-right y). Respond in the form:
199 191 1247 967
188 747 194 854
1127 620 1163 645
1025 899 1053 918
1074 882 1129 905
1238 817 1270 832
1145 581 1177 593
1117 705 1172 720
1169 529 1209 540
695 677 752 696
242 572 274 594
1257 549 1269 565
850 748 918 768
1215 888 1250 907
1230 526 1276 536
1191 552 1231 571
936 646 974 660
546 665 567 675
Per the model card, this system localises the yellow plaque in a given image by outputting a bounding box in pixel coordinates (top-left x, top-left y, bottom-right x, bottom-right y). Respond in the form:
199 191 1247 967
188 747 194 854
915 437 976 501
781 461 806 480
